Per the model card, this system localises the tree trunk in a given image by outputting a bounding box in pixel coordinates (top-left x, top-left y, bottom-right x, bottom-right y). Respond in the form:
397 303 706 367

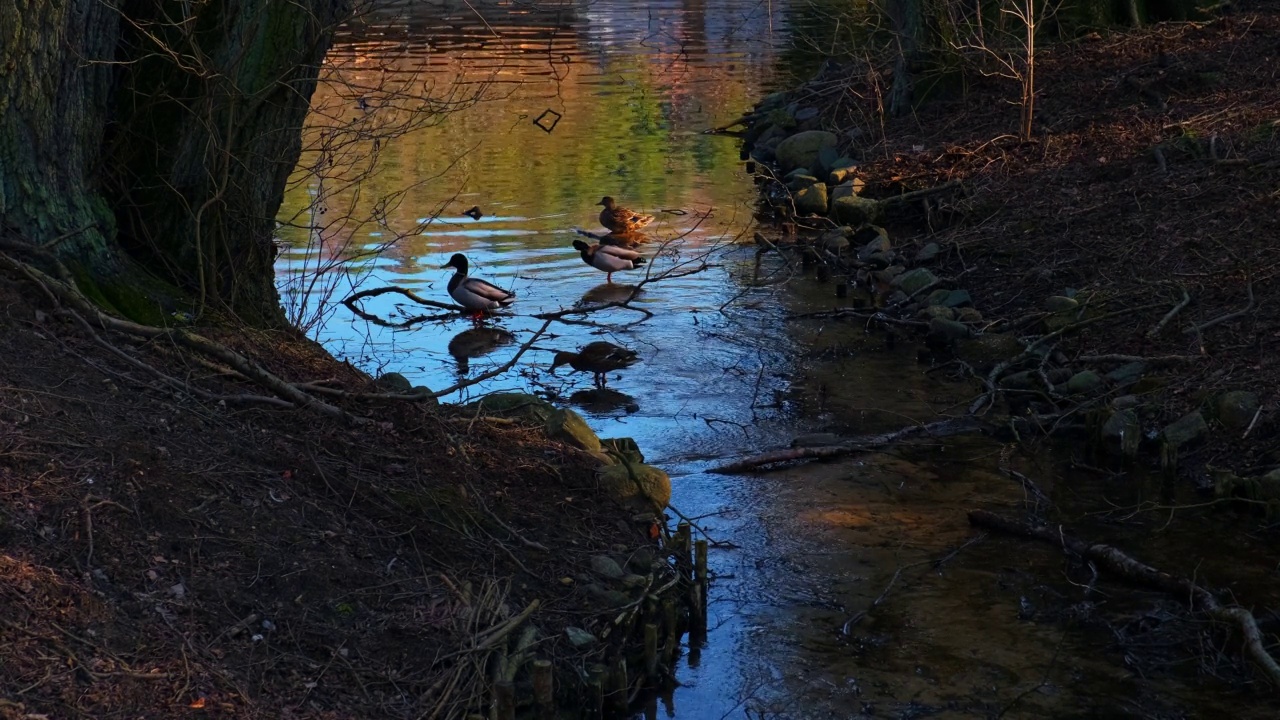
887 0 924 118
1 0 346 326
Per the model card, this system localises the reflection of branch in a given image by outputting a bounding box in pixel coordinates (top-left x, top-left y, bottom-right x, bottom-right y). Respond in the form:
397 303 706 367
341 285 470 327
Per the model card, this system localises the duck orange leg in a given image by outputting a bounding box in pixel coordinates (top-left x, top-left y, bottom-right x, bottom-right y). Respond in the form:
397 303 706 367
606 272 613 283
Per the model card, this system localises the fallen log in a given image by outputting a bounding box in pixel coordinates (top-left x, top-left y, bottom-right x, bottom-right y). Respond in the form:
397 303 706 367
709 417 982 474
969 509 1280 686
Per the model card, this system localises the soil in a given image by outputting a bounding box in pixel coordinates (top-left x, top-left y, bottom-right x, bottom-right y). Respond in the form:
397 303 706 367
765 8 1280 480
0 272 657 718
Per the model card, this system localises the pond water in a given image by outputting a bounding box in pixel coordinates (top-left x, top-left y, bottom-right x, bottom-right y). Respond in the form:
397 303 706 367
275 2 1279 718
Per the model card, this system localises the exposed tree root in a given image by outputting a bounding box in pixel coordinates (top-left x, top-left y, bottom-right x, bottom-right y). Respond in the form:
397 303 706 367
969 509 1280 687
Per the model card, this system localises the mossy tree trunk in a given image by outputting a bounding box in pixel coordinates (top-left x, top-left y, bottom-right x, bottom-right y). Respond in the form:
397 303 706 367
0 0 347 326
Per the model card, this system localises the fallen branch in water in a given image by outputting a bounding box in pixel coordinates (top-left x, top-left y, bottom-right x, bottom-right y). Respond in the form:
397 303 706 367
709 417 982 474
968 509 1280 686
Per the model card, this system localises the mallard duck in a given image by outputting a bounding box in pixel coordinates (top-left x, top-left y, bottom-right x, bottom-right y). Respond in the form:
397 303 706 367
464 206 483 221
551 341 640 388
440 253 515 317
572 240 646 283
598 196 655 233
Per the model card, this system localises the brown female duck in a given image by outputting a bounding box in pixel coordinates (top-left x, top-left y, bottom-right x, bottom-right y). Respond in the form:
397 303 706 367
597 196 655 233
551 341 640 388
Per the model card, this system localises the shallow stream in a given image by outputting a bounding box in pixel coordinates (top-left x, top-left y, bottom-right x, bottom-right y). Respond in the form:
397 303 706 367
275 2 1279 717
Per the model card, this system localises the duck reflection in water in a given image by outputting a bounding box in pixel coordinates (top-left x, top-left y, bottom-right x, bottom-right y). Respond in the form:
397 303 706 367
446 327 515 375
569 388 639 415
580 282 641 306
598 230 649 250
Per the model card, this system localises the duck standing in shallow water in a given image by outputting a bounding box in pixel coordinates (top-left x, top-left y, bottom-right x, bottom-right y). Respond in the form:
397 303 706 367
440 253 515 319
551 341 640 388
572 240 646 283
598 196 655 233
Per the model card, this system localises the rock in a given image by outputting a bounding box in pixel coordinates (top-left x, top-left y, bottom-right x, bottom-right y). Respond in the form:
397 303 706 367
589 555 625 580
892 268 937 296
793 182 829 215
830 195 881 225
1105 362 1146 386
795 106 819 122
1161 411 1208 449
872 266 904 284
785 174 820 191
914 242 941 264
600 437 644 465
925 289 952 307
620 573 649 589
471 392 556 422
955 307 984 323
627 546 658 572
1065 370 1103 395
865 252 894 270
829 178 866 201
374 372 411 393
782 167 812 181
766 107 797 130
818 229 850 254
774 130 838 172
584 584 630 607
940 289 972 308
546 408 601 453
1044 296 1079 313
927 317 970 346
1111 395 1140 409
816 145 842 176
856 231 891 262
1000 371 1039 390
917 306 956 321
1215 391 1260 430
598 463 672 512
828 164 859 185
886 290 909 306
565 626 597 647
757 91 787 111
956 333 1021 367
1102 409 1140 458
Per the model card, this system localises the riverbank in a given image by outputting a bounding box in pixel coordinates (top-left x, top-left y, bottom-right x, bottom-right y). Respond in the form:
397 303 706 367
0 268 686 718
745 9 1278 484
735 4 1280 695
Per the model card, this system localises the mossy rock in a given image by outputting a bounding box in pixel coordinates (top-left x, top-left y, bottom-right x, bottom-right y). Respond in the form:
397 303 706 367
374 372 412 393
830 195 881 225
793 182 829 215
774 130 838 172
546 408 601 453
1214 391 1260 430
470 393 556 422
598 463 672 512
955 333 1022 367
600 437 644 465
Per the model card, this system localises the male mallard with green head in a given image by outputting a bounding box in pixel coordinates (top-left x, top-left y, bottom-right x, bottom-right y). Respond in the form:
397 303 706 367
551 341 640 388
440 253 515 318
571 239 646 283
598 196 655 233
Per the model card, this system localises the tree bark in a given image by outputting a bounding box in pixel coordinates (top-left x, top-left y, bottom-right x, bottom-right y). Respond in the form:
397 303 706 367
887 0 924 117
1 0 347 326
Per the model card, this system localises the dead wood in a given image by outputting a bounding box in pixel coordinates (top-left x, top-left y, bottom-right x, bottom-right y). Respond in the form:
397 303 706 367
709 417 983 474
968 509 1280 686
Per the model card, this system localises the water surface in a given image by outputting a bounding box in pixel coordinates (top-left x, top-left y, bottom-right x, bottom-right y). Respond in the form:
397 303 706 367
276 2 1280 718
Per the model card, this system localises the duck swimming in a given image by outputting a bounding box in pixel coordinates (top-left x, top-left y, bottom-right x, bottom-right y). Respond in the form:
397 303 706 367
551 341 640 388
598 196 655 233
572 239 646 283
440 253 515 318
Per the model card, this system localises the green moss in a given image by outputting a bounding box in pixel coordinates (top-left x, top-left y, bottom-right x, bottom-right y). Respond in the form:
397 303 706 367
69 262 174 327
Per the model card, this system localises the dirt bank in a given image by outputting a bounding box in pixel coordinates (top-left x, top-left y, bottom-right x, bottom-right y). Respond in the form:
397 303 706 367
0 266 678 718
745 8 1279 486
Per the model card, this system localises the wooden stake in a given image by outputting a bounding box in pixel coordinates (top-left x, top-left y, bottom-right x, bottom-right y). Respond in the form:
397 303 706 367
662 597 678 656
694 539 708 585
643 622 659 678
494 680 515 720
587 664 607 719
675 522 692 574
532 659 553 714
610 657 629 714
